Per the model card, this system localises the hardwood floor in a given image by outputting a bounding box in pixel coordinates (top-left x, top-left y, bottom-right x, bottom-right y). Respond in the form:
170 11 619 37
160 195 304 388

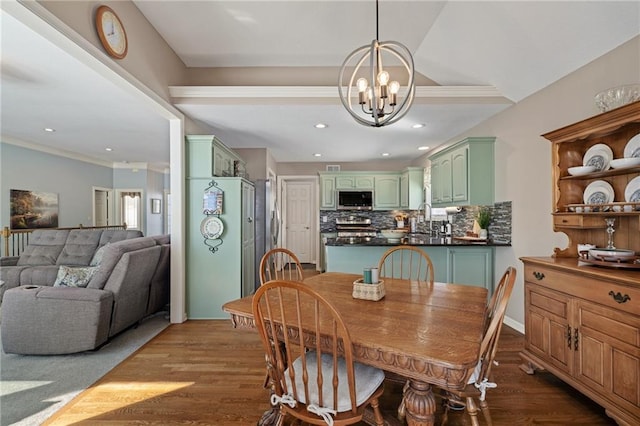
43 319 616 426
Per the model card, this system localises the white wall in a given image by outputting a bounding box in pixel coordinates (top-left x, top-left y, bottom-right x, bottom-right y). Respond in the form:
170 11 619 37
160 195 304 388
429 35 640 330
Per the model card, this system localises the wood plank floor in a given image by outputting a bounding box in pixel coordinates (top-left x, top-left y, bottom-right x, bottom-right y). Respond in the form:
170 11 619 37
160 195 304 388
43 319 617 426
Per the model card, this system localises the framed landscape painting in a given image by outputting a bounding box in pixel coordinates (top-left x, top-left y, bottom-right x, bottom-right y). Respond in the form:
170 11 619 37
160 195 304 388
10 189 59 229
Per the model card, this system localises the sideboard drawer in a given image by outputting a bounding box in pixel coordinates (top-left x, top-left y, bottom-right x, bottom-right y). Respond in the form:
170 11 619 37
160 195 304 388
524 264 640 316
553 214 608 228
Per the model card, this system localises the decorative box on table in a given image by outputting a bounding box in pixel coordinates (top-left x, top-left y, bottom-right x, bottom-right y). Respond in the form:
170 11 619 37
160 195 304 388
352 279 385 301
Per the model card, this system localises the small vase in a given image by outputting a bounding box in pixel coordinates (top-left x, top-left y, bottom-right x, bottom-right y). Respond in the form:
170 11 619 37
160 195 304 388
478 229 488 239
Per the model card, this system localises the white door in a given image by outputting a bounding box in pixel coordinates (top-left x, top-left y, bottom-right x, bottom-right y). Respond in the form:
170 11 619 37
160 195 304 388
93 187 112 226
284 180 314 263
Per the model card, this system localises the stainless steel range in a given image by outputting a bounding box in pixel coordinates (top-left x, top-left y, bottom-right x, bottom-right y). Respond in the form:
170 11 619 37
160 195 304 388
335 216 377 243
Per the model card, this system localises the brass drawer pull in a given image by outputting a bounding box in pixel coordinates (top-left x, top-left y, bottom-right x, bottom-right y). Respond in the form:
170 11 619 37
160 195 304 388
533 271 545 280
608 291 631 304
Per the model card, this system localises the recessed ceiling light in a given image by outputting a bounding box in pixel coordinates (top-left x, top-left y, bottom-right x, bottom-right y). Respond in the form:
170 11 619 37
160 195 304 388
418 146 429 151
412 123 425 129
313 153 322 157
43 127 55 132
381 152 390 157
105 147 113 152
314 123 328 129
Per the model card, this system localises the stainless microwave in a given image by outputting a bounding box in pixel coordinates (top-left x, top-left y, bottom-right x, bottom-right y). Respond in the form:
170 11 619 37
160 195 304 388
337 190 373 210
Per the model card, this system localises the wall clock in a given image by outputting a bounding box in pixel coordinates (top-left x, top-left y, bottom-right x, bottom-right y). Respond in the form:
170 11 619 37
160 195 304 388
95 5 128 59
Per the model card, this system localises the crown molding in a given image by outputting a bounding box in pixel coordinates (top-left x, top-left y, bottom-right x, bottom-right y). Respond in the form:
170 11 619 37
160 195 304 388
1 136 113 168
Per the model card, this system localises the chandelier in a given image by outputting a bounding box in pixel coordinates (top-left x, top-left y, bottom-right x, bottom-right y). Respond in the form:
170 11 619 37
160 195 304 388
338 0 415 127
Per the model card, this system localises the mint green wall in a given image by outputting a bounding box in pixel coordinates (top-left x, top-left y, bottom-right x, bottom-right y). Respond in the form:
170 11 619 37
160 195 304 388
0 142 112 228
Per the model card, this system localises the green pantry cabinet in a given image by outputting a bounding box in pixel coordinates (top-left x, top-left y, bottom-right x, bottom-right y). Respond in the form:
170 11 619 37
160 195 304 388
325 244 495 293
430 137 495 207
320 167 423 210
186 136 255 319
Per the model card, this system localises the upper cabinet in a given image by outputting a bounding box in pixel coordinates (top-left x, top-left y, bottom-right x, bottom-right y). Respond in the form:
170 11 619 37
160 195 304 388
319 168 424 211
542 101 640 257
320 174 337 209
335 175 374 190
429 137 495 207
400 167 425 209
185 135 245 178
373 174 401 209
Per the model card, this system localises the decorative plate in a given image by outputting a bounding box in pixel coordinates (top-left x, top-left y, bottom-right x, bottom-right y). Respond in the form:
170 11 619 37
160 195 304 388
624 175 640 202
200 216 224 239
583 144 613 171
583 180 614 205
624 133 640 158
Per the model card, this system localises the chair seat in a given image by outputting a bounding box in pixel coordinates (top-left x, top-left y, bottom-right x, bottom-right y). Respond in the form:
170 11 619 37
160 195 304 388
286 351 385 412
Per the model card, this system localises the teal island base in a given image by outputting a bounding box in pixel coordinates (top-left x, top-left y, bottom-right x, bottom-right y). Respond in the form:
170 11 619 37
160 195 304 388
325 243 495 294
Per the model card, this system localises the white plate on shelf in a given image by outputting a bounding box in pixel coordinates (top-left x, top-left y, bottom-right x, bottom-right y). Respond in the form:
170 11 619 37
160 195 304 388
624 175 640 202
583 180 614 205
624 133 640 158
583 144 613 171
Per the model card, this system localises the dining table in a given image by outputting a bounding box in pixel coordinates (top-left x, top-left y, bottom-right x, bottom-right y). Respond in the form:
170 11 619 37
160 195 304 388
222 272 489 426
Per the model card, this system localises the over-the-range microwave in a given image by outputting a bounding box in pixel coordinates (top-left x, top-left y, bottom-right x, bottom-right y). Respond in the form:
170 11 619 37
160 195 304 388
337 190 373 210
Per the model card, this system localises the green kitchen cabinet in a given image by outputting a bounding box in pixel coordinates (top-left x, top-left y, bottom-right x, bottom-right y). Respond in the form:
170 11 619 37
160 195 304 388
186 138 255 319
429 137 495 207
325 244 495 294
374 174 401 209
448 246 494 293
186 135 245 178
319 174 336 209
400 167 425 209
335 175 375 190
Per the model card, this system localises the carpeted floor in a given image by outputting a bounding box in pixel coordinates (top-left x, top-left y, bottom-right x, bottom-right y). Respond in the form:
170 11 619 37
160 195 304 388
0 312 169 426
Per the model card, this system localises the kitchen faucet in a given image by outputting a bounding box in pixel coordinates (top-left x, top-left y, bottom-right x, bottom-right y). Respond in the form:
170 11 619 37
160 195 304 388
417 202 433 236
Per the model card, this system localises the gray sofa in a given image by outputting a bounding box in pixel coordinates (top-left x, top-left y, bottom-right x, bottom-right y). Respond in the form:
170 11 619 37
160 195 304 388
0 229 170 355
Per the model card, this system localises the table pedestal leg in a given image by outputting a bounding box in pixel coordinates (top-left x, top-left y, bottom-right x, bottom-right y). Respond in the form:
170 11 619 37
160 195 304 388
403 380 436 426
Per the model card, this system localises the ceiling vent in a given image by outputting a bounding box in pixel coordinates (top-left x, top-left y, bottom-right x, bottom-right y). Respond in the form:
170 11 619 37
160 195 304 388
326 165 341 172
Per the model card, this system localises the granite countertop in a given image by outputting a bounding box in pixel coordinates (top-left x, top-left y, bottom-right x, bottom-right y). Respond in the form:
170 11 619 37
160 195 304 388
326 234 511 247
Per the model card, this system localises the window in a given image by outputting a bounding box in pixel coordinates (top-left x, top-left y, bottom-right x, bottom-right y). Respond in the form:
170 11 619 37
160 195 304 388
120 191 141 230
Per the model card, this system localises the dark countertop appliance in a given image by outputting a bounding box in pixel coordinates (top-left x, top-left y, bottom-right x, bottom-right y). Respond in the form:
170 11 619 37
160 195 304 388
337 190 373 210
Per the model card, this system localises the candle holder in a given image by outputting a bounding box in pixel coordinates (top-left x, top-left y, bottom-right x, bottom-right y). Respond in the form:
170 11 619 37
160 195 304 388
604 218 616 249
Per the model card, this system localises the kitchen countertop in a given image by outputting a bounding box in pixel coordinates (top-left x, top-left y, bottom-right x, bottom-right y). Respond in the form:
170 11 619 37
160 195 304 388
325 235 511 247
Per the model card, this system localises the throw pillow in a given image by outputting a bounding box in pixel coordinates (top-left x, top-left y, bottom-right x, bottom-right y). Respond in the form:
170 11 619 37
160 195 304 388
53 266 97 288
90 243 109 266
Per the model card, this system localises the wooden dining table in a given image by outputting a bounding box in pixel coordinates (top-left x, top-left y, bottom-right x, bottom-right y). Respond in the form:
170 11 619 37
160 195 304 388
222 272 489 426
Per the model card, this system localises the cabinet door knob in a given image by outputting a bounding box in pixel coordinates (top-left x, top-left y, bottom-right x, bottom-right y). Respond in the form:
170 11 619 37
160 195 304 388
608 291 630 304
533 271 545 280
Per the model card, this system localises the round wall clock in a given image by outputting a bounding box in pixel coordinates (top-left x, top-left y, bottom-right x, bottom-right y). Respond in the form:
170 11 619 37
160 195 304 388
95 5 128 59
200 216 224 240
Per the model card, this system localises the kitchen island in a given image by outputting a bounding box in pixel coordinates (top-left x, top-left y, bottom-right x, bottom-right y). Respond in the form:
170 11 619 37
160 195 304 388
325 235 511 294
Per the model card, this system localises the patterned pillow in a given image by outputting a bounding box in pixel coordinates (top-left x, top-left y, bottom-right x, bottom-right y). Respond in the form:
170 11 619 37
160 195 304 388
90 243 110 266
53 266 97 288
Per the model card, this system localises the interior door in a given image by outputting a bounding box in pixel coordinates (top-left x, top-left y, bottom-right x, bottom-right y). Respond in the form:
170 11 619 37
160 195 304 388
93 188 111 226
284 180 314 263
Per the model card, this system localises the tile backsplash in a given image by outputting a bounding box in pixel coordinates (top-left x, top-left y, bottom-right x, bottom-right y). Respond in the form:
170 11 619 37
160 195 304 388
320 201 512 244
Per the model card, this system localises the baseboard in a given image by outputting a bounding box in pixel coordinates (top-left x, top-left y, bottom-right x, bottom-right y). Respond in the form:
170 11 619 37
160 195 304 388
504 315 524 334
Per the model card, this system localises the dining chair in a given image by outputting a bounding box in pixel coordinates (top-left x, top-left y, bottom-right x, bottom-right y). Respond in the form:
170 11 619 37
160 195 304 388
437 266 517 426
377 246 435 283
252 280 385 426
259 247 305 285
379 246 435 419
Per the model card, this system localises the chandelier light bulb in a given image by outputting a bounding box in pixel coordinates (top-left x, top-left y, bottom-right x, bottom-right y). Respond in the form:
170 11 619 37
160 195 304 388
356 78 368 93
377 70 389 85
389 81 400 94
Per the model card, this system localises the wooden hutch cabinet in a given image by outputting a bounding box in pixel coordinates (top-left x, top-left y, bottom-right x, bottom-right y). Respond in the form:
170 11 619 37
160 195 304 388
521 101 640 426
